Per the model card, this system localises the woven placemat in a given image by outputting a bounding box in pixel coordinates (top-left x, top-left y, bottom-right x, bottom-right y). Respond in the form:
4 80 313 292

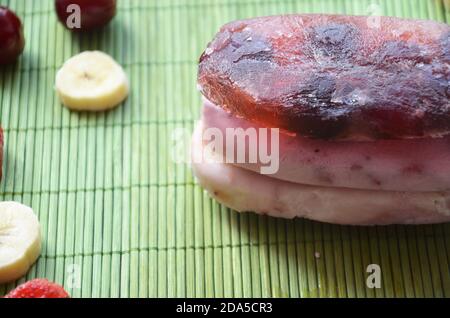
0 0 449 297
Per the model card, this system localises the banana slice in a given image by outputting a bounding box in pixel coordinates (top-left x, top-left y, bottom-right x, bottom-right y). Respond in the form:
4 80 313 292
0 202 41 284
55 51 129 111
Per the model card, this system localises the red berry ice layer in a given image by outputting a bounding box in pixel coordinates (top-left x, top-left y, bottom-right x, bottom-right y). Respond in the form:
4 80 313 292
198 14 450 140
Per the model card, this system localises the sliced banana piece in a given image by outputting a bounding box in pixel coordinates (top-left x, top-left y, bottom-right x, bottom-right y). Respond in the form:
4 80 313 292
55 51 129 111
0 202 41 284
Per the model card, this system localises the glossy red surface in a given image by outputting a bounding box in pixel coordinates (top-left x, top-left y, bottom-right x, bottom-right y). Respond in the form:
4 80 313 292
55 0 116 31
0 6 25 65
198 15 450 140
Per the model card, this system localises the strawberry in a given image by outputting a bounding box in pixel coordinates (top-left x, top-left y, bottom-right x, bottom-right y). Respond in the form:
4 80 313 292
5 279 70 298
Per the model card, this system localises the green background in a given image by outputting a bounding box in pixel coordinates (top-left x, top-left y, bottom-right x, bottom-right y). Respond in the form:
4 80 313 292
0 0 449 298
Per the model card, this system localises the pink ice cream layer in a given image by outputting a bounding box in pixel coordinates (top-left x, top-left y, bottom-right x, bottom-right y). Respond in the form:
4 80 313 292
201 98 450 192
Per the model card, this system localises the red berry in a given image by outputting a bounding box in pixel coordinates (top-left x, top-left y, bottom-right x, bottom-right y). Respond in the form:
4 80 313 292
0 6 25 65
55 0 116 31
5 279 70 298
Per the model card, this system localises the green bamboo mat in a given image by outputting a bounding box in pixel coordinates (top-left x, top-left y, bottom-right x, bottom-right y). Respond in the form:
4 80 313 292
0 0 449 298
